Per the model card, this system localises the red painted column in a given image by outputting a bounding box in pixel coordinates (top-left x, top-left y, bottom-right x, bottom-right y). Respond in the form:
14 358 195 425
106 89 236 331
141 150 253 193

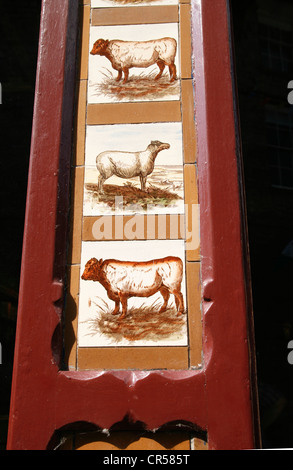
193 0 260 448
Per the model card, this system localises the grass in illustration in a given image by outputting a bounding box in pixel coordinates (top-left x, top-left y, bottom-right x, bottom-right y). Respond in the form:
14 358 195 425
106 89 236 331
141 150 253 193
81 255 186 343
91 68 179 101
86 297 186 343
104 0 164 4
85 182 182 210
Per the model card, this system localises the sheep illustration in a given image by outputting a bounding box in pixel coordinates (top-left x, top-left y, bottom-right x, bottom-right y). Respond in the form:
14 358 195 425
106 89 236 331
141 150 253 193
96 140 170 192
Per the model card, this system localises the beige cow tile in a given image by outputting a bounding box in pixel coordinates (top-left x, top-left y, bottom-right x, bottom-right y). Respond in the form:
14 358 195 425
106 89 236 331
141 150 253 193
88 23 180 104
78 239 187 347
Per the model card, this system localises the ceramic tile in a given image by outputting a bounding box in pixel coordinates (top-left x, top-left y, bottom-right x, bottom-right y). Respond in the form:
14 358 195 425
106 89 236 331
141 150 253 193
79 5 91 81
78 239 187 347
88 24 180 103
82 214 185 241
179 3 192 79
74 431 191 451
182 80 197 163
83 122 184 215
184 163 200 261
68 166 85 264
86 101 182 125
74 80 87 166
186 261 202 367
91 0 179 8
91 6 179 26
77 346 189 369
64 265 80 370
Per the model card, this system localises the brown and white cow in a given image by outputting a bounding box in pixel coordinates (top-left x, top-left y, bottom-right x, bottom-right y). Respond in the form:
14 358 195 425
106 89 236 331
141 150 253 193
81 256 184 319
90 38 177 83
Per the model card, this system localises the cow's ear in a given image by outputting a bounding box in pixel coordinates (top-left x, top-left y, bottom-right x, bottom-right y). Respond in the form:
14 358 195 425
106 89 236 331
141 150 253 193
105 39 109 47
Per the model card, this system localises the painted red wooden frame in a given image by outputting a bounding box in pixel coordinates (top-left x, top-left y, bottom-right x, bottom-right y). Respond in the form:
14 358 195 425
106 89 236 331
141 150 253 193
7 0 261 450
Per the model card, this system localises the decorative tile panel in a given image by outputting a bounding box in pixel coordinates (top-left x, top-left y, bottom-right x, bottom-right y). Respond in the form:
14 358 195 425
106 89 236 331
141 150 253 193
65 0 201 371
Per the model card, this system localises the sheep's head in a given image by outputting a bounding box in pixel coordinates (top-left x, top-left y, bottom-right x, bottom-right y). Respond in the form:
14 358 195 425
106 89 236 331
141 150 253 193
90 39 109 56
81 258 103 281
150 141 170 155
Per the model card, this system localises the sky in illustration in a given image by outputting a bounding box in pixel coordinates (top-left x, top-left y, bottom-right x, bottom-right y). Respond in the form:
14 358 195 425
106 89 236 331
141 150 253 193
91 0 179 7
89 22 180 70
84 122 183 167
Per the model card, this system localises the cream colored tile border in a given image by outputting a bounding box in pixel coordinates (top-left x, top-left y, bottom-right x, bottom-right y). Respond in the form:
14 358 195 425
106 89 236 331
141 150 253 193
87 101 182 125
78 346 189 370
184 163 200 262
91 5 179 26
186 261 202 367
82 214 186 241
64 265 80 370
74 80 87 167
182 80 197 163
79 5 90 81
179 3 192 78
68 166 84 265
74 431 193 450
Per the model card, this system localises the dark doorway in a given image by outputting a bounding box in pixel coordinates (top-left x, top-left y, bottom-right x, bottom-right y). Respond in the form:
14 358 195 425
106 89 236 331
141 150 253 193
231 0 293 448
0 0 41 449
